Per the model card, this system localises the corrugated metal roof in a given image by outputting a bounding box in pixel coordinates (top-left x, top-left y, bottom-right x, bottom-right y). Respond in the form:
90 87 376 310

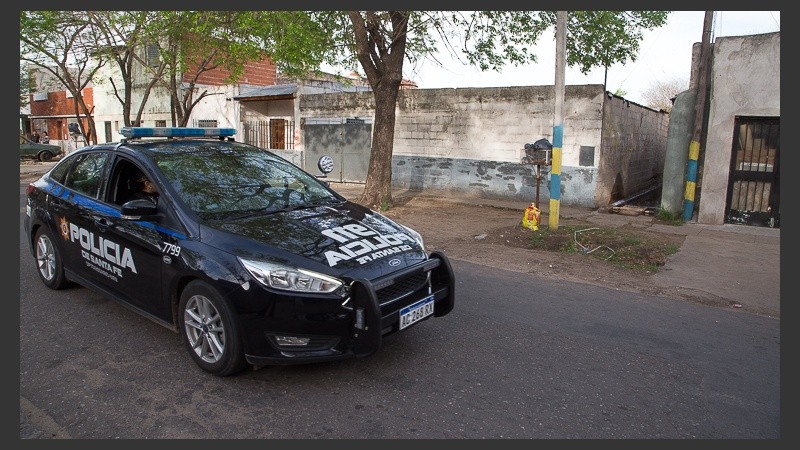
233 84 298 100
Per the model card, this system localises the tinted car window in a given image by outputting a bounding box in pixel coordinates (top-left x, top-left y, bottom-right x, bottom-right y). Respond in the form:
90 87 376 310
63 152 109 199
48 158 71 184
151 142 336 218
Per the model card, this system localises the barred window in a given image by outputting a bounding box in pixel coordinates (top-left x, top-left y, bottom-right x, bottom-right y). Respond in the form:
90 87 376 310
146 43 160 68
197 120 218 128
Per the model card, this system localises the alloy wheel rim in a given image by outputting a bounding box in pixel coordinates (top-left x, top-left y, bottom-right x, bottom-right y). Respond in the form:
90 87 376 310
183 295 225 363
36 235 56 281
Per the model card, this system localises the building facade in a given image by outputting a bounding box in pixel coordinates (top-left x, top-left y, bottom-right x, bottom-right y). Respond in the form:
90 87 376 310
696 32 780 227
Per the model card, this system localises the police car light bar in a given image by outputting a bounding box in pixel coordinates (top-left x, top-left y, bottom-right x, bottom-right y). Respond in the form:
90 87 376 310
120 127 236 139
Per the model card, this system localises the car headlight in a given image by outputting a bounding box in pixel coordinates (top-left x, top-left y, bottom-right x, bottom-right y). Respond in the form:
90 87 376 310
402 224 425 251
238 257 343 294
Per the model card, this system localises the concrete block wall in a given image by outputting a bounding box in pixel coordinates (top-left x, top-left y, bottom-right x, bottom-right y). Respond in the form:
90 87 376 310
598 95 669 205
391 155 599 207
392 86 604 165
300 84 666 208
301 91 375 119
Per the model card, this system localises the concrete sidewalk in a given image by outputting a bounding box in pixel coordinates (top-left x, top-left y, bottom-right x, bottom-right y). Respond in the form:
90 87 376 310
19 162 780 319
330 182 781 319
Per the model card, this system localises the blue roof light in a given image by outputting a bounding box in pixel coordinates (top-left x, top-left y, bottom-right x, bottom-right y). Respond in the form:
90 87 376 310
120 127 236 139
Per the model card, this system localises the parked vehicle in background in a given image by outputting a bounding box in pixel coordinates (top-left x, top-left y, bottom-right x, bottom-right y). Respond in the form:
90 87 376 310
20 134 62 162
23 127 456 376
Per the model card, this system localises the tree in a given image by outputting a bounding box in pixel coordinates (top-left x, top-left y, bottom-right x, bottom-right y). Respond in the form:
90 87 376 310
88 11 168 127
42 11 328 132
641 76 688 113
313 11 669 209
20 11 105 145
96 11 331 127
19 64 35 108
86 11 247 128
146 11 331 127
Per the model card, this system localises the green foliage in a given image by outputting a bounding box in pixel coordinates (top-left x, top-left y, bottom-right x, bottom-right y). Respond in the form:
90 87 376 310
19 65 35 107
313 11 669 77
655 209 685 226
553 11 670 74
20 11 103 143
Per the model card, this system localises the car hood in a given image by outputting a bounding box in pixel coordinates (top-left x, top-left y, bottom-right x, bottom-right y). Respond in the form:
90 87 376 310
200 201 428 279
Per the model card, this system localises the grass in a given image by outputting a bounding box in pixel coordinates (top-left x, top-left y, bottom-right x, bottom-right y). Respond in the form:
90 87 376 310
655 208 685 226
527 224 682 273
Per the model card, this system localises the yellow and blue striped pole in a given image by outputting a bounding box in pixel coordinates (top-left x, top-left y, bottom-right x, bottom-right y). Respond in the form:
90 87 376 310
682 140 700 221
550 11 566 230
683 12 713 222
548 125 562 229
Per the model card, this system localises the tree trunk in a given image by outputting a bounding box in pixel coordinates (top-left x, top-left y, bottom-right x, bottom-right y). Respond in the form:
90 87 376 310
348 10 408 210
360 83 400 209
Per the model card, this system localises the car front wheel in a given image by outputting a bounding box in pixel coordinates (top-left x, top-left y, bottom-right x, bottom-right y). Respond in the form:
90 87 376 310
178 280 248 376
34 228 69 290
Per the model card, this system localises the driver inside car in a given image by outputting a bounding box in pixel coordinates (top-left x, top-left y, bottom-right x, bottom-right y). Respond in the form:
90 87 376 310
130 171 159 205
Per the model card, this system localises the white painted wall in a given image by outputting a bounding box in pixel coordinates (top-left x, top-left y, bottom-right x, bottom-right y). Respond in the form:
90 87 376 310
92 63 241 143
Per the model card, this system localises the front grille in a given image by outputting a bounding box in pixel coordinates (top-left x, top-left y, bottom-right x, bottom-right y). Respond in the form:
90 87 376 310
376 272 428 304
376 271 429 313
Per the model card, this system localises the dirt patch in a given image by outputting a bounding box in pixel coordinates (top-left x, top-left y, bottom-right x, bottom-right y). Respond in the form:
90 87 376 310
353 193 689 300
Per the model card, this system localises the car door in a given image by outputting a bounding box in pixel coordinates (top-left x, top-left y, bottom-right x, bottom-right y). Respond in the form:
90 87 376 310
49 151 112 283
20 134 39 158
92 156 180 321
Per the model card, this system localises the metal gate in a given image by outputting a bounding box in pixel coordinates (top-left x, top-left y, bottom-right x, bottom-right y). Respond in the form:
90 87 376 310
241 120 295 150
724 116 779 228
304 122 372 183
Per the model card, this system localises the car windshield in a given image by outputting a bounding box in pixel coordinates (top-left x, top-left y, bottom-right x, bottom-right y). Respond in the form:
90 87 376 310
151 142 341 219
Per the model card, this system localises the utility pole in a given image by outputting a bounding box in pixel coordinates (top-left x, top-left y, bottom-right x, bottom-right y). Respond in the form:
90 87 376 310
683 11 714 222
549 10 567 230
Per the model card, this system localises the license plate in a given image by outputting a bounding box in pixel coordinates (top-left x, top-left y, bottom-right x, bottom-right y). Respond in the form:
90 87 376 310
399 295 435 330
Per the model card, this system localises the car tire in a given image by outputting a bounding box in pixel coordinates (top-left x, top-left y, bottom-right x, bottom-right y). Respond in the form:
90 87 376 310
34 228 69 290
178 280 248 376
38 151 54 162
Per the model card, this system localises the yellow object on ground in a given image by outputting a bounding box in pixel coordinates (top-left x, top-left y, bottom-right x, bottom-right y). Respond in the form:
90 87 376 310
522 203 541 230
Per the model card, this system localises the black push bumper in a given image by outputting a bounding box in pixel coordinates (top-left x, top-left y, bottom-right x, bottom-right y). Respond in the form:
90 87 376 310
244 251 455 366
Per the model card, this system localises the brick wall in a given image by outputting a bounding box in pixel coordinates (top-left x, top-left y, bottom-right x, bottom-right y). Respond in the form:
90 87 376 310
185 56 276 86
29 88 93 116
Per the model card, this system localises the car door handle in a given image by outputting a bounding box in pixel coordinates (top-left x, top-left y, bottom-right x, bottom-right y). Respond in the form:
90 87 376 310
93 217 115 230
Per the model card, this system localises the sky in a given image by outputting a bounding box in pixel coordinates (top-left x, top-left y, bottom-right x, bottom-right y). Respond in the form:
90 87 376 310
400 11 781 106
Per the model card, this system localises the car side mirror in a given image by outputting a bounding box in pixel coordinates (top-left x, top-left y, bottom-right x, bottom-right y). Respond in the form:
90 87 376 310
121 199 159 220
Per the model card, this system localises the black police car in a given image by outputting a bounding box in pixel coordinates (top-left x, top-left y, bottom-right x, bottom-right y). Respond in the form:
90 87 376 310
24 127 455 376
